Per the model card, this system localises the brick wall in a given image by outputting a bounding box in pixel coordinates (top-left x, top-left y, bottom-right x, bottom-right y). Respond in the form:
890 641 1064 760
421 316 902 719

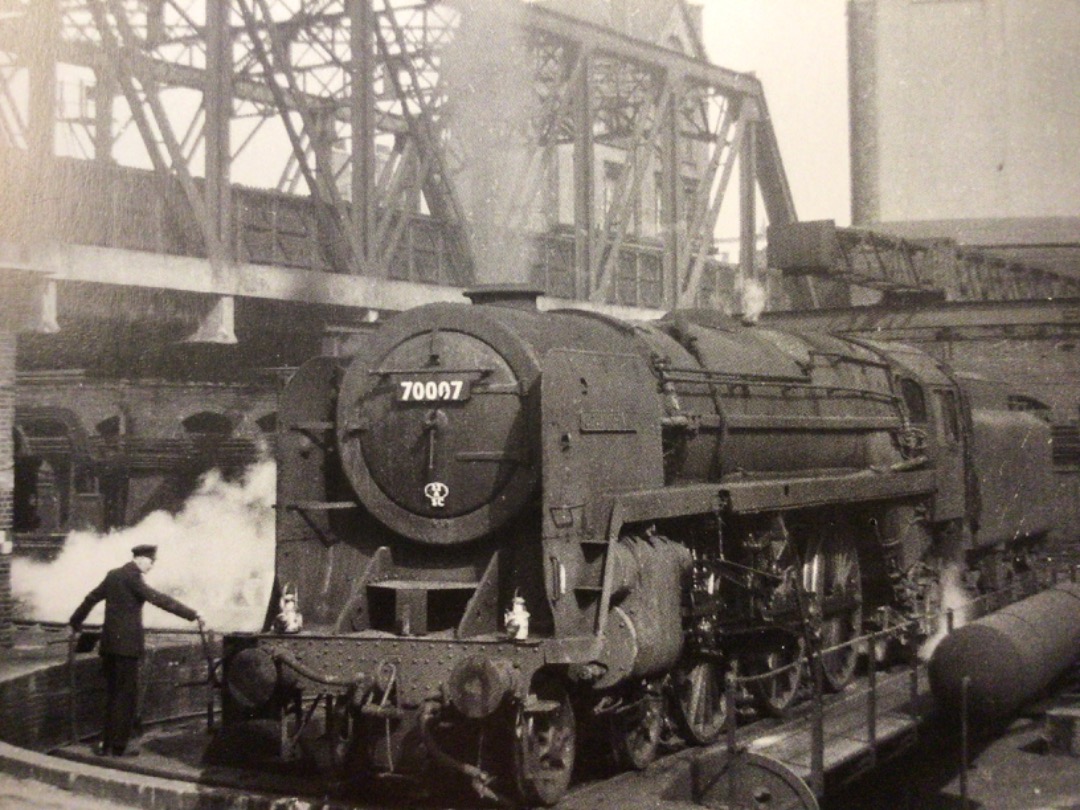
0 329 15 648
0 638 219 750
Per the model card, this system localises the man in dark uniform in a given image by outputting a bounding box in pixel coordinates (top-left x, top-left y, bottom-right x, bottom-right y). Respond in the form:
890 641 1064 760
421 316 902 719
69 544 203 756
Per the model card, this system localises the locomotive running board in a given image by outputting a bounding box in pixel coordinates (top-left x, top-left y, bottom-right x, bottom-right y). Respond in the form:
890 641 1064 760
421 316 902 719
720 468 937 515
595 468 937 538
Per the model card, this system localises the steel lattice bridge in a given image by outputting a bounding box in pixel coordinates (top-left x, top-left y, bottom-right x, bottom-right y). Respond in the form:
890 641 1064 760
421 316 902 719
0 0 1074 343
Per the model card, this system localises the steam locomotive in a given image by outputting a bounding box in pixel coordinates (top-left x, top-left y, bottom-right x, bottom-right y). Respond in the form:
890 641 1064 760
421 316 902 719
217 286 1055 805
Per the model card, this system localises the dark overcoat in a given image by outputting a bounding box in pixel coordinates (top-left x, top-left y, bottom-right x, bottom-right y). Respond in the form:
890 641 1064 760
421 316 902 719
70 561 197 657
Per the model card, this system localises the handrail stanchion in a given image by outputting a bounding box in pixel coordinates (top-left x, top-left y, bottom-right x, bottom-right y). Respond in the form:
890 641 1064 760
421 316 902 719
810 648 824 796
867 631 877 766
67 630 78 744
960 676 971 810
197 620 216 731
725 666 738 756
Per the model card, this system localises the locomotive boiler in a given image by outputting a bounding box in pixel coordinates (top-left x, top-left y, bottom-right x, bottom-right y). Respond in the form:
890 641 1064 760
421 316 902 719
216 286 1055 805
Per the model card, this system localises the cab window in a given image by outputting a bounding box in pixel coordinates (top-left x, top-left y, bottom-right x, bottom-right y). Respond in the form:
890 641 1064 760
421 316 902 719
898 378 927 423
936 389 960 443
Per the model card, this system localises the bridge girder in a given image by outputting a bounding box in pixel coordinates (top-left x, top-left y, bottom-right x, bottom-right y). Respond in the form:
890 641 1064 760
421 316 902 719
0 0 796 314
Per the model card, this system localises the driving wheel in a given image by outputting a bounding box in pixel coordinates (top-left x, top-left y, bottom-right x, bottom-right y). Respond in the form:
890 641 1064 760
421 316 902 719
671 658 727 744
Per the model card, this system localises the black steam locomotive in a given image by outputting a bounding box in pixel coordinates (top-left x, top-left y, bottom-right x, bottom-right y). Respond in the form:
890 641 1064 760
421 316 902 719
217 286 1055 805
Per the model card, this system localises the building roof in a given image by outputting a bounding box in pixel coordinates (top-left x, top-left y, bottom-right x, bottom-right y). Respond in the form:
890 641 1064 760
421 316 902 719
530 0 706 58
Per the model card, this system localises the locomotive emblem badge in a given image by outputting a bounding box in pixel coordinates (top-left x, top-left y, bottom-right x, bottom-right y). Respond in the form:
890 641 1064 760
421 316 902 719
424 481 449 507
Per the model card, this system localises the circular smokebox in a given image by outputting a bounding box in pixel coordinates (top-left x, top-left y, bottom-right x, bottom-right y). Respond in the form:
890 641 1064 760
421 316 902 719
336 303 542 545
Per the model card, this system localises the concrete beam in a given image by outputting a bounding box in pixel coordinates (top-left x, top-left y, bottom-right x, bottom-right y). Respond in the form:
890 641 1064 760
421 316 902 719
26 242 669 323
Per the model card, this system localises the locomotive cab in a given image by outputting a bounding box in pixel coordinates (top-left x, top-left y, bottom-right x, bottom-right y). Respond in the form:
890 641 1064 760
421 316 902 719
859 339 974 526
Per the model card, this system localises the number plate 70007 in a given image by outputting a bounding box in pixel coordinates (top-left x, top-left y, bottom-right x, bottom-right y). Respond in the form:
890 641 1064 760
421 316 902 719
396 378 471 402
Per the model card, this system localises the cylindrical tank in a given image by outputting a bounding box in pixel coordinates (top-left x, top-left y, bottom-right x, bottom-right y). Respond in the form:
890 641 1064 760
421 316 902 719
929 583 1080 722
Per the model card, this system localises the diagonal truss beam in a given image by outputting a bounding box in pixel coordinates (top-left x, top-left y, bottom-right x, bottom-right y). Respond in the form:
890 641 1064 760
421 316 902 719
372 0 475 283
678 98 746 306
236 0 366 271
591 76 670 302
89 0 226 265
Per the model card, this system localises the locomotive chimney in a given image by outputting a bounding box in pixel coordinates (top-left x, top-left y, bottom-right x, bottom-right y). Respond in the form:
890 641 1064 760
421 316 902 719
464 284 544 311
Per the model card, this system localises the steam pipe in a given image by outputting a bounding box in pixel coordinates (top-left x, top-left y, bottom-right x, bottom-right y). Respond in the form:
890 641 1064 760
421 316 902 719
273 650 373 690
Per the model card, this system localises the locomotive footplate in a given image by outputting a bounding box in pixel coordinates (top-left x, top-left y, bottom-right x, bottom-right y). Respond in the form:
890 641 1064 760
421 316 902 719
244 633 549 707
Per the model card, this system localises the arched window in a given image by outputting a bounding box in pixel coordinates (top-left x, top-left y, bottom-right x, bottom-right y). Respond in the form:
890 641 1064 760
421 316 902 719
96 415 122 437
182 411 234 436
13 417 74 533
256 412 278 434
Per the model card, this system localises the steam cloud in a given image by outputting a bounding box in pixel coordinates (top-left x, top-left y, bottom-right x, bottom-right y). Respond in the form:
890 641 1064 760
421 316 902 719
918 563 972 660
741 277 768 324
12 461 276 632
442 0 538 284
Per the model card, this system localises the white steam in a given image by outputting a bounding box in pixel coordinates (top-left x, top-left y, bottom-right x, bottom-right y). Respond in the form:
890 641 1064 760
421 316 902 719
13 461 276 632
442 0 538 284
919 564 972 660
741 278 768 324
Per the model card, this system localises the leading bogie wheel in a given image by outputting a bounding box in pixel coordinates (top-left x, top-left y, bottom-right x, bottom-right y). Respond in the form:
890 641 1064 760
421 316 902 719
609 680 665 770
512 674 576 807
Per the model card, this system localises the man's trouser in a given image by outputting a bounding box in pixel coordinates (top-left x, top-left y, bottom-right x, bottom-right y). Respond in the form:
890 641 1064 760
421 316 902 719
101 653 140 754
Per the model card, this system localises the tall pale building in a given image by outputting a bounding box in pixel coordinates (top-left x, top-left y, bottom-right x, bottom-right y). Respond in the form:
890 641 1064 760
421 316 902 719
849 0 1080 276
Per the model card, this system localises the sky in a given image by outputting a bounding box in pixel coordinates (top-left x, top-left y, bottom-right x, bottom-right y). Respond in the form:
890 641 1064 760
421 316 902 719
699 1 852 227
